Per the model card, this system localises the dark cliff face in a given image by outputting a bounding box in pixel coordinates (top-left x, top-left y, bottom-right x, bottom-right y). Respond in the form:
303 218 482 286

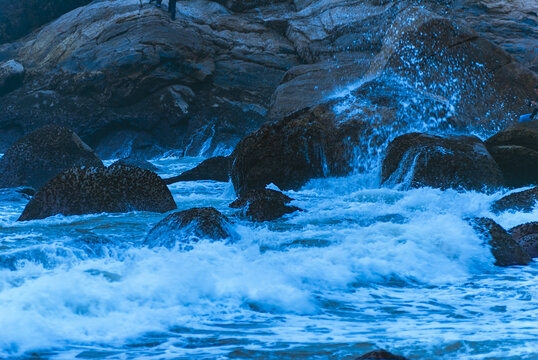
0 0 535 159
0 0 92 45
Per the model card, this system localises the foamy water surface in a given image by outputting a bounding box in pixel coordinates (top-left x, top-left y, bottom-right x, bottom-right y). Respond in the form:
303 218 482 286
0 157 537 359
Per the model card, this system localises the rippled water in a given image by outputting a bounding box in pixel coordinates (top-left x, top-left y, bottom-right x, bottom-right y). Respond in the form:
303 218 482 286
0 157 537 359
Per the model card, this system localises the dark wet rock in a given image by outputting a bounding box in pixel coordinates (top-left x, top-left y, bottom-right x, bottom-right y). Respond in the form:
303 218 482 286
165 156 232 185
110 156 158 172
469 217 531 267
381 133 503 191
0 60 24 96
357 349 408 360
229 189 301 222
0 0 91 44
0 125 104 190
0 1 299 157
18 165 176 221
144 207 235 248
509 222 538 259
486 145 538 188
231 104 369 195
485 127 538 187
491 188 538 214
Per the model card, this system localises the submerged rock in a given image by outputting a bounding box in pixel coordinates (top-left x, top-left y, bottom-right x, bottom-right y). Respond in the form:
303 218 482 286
381 133 503 191
0 60 24 96
110 156 158 172
18 165 176 221
491 188 538 214
165 156 232 184
469 217 530 267
509 222 538 259
356 349 408 360
229 189 301 222
144 207 235 248
0 125 103 190
485 127 538 187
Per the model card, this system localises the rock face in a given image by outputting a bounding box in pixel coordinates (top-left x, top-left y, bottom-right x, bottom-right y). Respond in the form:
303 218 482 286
491 188 538 214
0 0 91 44
381 133 504 191
110 157 158 172
229 189 301 222
0 125 104 190
165 156 232 184
469 217 531 267
144 207 235 248
509 222 538 258
231 104 368 195
485 127 538 187
356 349 408 360
0 0 299 158
0 60 24 96
18 166 176 221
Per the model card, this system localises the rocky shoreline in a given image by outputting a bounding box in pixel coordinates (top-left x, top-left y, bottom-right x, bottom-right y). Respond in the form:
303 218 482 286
0 0 537 358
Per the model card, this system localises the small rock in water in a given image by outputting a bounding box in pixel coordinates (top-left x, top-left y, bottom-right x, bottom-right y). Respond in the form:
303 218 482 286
491 187 538 214
356 349 408 360
18 165 176 221
165 156 232 184
0 125 104 190
381 133 503 191
229 189 301 222
144 207 236 248
110 156 159 172
509 222 538 258
469 217 531 267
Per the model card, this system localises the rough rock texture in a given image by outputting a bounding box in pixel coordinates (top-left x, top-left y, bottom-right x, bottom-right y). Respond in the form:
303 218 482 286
381 133 504 191
231 104 371 195
0 60 24 96
0 125 104 190
144 207 235 248
229 189 301 221
486 127 538 187
110 157 158 172
0 0 91 44
165 156 232 184
469 217 531 267
491 188 538 214
356 349 408 360
509 222 538 258
0 0 299 158
18 166 176 221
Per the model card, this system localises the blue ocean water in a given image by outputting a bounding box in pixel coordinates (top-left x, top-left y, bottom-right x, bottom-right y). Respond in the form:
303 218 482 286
0 157 537 359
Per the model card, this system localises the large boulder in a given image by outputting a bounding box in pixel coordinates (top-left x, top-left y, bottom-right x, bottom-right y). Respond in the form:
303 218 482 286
144 207 236 248
509 222 538 258
491 188 538 214
356 349 408 360
485 127 538 187
381 133 504 191
18 165 176 221
229 189 301 222
110 156 158 172
469 217 531 267
0 0 92 44
231 104 369 195
0 0 299 157
0 125 103 190
0 60 24 96
165 156 232 184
